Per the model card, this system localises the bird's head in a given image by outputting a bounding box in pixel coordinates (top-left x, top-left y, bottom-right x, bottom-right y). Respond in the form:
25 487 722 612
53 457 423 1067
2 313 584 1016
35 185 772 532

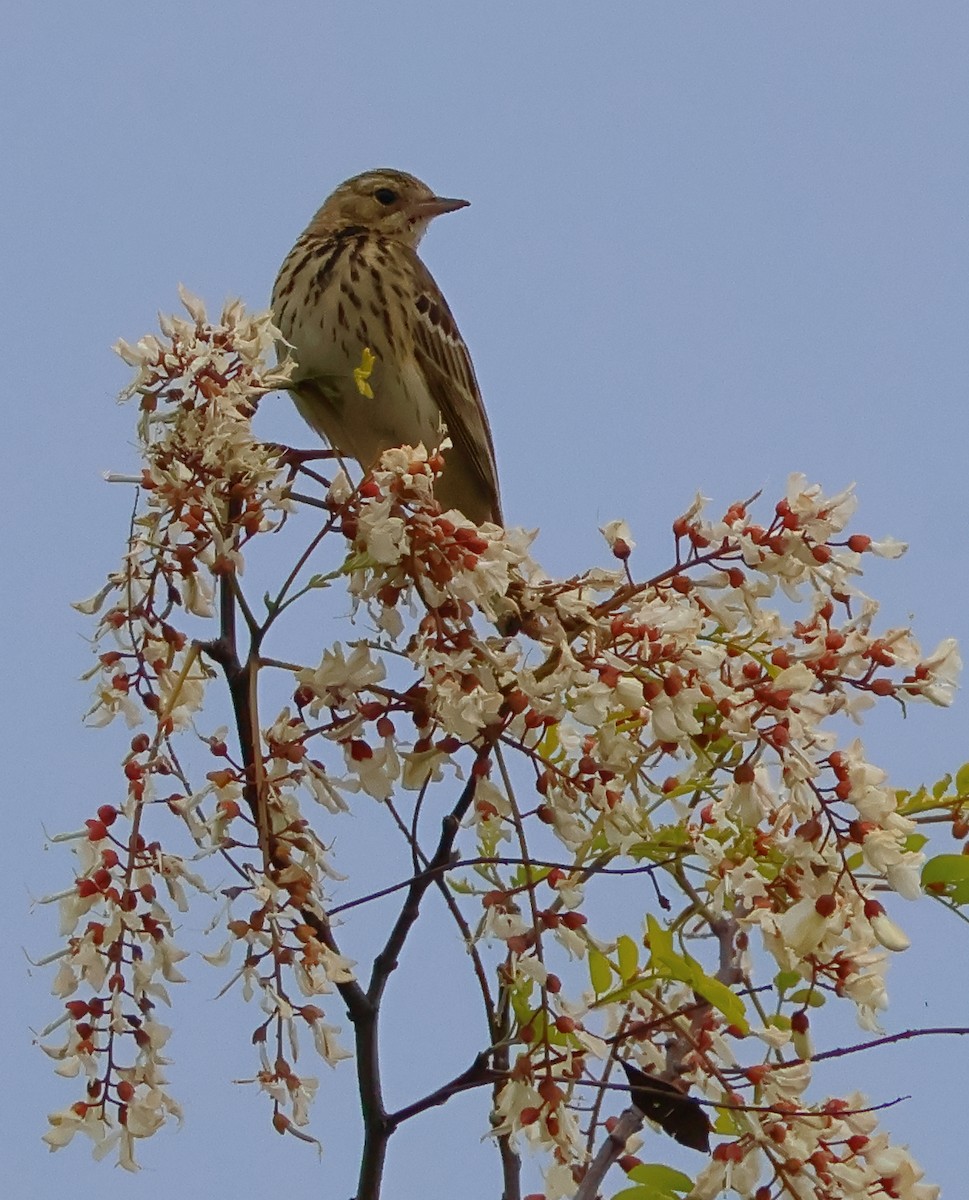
308 169 469 247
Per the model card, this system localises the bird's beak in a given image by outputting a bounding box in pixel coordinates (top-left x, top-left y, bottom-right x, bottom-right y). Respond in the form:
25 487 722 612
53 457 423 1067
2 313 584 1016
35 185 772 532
411 195 470 219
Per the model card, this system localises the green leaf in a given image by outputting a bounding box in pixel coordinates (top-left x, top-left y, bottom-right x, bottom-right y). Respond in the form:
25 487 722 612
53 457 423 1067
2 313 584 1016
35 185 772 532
932 774 953 800
774 969 801 992
612 1163 695 1199
789 988 826 1008
627 1163 693 1192
922 855 969 886
714 1105 743 1135
304 572 333 590
923 854 969 903
588 977 656 1007
645 913 675 958
956 762 969 796
340 550 374 575
589 949 613 994
527 1008 547 1043
612 1183 685 1200
536 723 563 762
629 825 691 861
510 988 534 1024
689 970 749 1032
617 934 640 981
646 915 749 1032
512 864 540 889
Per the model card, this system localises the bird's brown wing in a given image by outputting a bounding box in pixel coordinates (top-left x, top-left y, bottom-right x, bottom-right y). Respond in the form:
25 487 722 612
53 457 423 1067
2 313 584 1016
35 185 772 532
408 259 502 523
619 1063 711 1153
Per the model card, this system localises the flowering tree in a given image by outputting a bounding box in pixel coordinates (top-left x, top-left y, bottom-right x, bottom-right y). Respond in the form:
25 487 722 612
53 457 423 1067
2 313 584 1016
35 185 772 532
39 291 969 1200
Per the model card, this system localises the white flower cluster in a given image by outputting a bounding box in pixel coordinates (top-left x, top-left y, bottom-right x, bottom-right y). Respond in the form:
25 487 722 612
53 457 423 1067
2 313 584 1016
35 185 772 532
313 455 956 1195
45 301 959 1197
42 294 305 1167
39 801 196 1168
688 1082 939 1200
116 287 294 585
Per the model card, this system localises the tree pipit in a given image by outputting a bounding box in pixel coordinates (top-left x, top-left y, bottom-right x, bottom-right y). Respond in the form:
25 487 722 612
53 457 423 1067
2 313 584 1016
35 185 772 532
272 168 501 524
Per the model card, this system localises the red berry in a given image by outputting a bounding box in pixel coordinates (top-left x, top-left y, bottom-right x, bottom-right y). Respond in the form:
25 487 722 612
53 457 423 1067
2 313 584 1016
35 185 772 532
560 911 587 930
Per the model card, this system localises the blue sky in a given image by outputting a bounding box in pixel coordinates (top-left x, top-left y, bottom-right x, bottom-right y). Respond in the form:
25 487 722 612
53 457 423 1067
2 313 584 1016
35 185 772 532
4 4 968 1197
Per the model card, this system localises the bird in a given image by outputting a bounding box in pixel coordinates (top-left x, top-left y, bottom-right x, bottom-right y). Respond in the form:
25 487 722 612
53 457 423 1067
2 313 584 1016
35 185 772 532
271 168 502 525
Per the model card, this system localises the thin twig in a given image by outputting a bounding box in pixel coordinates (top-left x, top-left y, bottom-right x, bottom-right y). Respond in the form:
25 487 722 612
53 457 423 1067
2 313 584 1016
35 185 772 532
386 1053 496 1129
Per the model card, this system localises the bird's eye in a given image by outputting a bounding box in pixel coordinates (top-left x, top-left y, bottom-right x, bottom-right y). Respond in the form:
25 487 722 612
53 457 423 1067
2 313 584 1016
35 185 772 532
374 187 398 206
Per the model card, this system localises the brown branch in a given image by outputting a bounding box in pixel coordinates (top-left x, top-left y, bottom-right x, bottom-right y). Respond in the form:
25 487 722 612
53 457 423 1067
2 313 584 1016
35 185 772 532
349 748 493 1200
574 1108 643 1200
380 790 521 1200
367 757 485 1006
200 516 380 1198
378 803 501 1038
386 1053 496 1129
200 497 509 1200
776 1025 969 1071
327 856 663 917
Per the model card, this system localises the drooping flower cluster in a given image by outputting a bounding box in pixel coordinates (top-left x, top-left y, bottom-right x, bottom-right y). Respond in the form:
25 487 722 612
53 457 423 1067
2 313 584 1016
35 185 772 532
40 292 304 1166
40 295 961 1200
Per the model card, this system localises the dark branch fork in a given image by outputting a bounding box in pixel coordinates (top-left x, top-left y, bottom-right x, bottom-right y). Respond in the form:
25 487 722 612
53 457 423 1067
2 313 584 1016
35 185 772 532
199 488 519 1200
